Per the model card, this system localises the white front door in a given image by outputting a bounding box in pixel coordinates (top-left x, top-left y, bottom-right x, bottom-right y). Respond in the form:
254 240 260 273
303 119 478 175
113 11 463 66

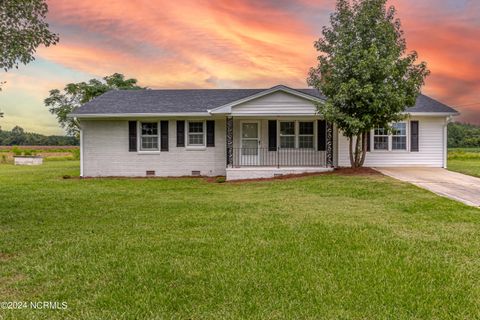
241 121 260 166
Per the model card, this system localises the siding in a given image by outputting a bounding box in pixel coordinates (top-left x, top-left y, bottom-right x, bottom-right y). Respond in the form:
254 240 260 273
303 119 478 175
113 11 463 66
337 116 447 167
232 91 317 115
82 119 226 177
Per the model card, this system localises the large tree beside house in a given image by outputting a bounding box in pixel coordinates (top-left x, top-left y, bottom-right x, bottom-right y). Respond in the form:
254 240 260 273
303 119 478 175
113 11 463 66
308 0 430 168
1 0 59 121
45 73 144 137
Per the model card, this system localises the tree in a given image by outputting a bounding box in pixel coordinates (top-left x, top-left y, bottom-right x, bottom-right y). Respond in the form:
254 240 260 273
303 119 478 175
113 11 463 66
0 0 59 71
307 0 430 167
45 73 145 136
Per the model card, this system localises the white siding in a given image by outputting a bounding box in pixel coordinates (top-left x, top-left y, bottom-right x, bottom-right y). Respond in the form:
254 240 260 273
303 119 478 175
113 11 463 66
337 116 447 167
232 91 317 115
81 119 226 177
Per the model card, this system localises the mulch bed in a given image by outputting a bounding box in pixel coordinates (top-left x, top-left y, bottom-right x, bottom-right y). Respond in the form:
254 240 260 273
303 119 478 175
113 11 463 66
224 167 380 183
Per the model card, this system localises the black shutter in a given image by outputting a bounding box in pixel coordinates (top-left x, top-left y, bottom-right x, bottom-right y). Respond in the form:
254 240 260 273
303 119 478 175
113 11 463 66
176 121 185 147
206 120 215 147
411 121 419 152
128 121 137 152
366 131 371 152
160 121 169 151
268 120 277 151
318 120 326 151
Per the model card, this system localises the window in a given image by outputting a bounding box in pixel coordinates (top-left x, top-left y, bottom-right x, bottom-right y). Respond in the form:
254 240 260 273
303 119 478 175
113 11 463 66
140 122 159 151
298 122 314 149
373 127 389 151
187 121 205 146
280 121 295 148
392 122 407 150
372 122 408 151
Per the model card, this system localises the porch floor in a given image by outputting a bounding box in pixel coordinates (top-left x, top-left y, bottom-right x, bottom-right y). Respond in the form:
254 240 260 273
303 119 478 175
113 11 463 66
226 167 333 181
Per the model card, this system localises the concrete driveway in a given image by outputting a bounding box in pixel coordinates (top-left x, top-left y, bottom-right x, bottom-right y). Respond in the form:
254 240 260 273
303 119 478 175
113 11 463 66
375 168 480 207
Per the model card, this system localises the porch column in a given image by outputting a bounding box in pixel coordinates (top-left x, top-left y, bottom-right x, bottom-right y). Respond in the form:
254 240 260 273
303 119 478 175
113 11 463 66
326 122 334 167
226 116 233 167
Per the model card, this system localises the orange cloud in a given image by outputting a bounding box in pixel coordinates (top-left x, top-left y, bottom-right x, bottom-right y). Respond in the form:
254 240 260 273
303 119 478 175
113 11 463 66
5 0 479 131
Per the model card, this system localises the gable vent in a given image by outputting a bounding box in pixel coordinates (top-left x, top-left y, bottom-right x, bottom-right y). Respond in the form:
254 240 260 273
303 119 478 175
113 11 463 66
146 170 156 177
191 170 201 176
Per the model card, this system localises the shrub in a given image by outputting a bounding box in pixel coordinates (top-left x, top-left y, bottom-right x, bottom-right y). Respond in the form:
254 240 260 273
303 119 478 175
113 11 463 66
215 176 226 183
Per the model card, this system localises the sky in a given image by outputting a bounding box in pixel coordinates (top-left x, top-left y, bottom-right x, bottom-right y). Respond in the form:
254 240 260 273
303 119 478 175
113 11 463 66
0 0 479 135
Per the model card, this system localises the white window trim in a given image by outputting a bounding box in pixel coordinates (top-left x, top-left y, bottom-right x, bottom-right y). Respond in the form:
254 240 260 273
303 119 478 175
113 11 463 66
298 121 315 149
138 121 160 153
278 120 316 150
371 121 410 153
186 120 206 150
279 121 296 149
391 122 408 151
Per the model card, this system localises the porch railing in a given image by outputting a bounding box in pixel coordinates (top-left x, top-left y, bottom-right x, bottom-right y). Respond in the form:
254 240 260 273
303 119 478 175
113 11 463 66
230 147 326 168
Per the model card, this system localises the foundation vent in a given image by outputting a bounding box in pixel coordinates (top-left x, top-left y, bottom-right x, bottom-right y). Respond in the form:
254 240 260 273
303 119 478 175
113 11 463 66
146 170 156 177
191 170 201 177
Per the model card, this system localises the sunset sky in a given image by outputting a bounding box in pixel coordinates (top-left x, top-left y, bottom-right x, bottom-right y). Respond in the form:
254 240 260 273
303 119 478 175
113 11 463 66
1 0 479 135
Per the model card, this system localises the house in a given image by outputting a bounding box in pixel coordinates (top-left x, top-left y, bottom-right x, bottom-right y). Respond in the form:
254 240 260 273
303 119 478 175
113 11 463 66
70 85 459 180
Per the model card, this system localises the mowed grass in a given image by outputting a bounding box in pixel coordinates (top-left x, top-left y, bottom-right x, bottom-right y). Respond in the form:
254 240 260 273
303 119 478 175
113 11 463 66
448 148 480 178
1 162 480 319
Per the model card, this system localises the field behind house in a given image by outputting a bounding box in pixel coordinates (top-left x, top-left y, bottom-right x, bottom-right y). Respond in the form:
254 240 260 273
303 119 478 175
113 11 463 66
1 161 480 319
448 148 480 177
0 146 79 163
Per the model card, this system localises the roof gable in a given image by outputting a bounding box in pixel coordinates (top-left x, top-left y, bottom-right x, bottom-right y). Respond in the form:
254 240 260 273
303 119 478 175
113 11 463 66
209 85 325 114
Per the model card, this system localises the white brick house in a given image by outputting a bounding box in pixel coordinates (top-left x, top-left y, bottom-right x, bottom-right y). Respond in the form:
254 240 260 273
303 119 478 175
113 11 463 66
70 85 458 180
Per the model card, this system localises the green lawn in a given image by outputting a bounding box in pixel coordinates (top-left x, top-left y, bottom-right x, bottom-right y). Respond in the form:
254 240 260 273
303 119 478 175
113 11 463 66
448 148 480 178
1 162 480 319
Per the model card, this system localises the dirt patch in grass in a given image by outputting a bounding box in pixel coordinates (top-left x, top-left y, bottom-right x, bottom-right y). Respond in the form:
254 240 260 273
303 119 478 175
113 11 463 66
0 252 14 262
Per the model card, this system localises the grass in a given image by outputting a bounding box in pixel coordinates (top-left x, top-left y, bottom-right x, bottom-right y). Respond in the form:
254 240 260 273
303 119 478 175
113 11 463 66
1 161 480 319
448 148 480 177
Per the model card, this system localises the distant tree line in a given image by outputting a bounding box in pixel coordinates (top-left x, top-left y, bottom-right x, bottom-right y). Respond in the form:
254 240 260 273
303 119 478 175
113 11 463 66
0 126 78 146
448 122 480 148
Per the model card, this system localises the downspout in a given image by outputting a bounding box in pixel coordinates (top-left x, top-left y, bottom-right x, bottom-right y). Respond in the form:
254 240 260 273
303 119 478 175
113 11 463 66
443 116 452 169
73 117 83 177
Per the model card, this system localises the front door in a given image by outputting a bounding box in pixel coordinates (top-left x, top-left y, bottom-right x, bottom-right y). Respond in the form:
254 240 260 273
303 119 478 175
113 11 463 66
241 121 260 166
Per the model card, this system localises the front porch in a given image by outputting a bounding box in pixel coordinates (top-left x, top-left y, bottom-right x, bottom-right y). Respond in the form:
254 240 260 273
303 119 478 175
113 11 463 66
225 117 334 180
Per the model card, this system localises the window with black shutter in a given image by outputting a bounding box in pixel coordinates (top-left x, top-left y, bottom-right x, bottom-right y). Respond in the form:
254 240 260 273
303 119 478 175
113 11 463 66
268 120 277 151
410 121 419 152
176 121 185 147
128 121 137 152
317 120 326 151
160 121 169 151
206 120 215 147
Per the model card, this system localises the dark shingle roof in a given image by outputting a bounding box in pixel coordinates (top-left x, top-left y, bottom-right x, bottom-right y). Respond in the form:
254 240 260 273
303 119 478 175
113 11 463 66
70 86 457 116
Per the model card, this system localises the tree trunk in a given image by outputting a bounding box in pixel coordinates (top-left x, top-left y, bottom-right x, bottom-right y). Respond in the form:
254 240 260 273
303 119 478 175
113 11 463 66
359 132 368 167
349 132 368 168
349 136 355 167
